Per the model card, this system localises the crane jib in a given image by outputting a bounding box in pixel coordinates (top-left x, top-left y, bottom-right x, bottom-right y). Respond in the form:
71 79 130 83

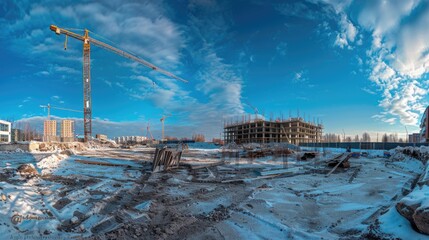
49 24 188 142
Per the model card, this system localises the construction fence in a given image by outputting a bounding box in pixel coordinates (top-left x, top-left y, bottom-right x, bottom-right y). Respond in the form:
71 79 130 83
299 142 429 150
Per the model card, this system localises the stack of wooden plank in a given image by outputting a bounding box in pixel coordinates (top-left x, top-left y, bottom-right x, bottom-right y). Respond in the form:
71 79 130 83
152 147 183 172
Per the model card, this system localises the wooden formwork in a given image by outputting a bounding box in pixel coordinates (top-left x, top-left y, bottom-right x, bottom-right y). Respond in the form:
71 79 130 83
152 147 183 172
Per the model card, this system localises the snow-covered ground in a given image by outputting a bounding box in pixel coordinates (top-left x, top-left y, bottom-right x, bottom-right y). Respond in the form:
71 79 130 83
0 147 427 239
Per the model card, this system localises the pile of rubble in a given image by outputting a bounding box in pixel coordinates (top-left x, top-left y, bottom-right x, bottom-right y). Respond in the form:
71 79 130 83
392 146 429 235
37 142 86 152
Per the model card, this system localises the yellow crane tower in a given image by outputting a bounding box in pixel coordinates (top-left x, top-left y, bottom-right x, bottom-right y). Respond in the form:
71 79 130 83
49 25 188 142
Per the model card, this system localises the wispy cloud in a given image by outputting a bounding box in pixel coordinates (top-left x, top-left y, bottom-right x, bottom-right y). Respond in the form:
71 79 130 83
293 70 309 83
104 80 112 87
22 97 32 103
361 87 375 95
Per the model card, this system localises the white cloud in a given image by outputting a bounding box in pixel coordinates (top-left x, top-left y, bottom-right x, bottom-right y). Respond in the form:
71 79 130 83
325 0 429 126
334 14 358 49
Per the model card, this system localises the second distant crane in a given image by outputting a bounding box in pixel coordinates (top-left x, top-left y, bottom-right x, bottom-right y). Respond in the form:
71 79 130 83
40 103 83 120
50 25 188 142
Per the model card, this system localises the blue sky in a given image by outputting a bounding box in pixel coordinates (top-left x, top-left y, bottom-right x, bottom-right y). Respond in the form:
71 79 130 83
1 0 429 140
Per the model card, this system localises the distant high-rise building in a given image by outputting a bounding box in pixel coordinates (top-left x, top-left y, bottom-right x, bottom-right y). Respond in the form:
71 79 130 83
61 120 74 142
420 106 429 143
409 133 421 143
44 120 57 142
0 120 11 143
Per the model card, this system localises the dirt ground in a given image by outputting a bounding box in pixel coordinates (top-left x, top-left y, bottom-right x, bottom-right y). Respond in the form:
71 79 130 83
0 147 426 239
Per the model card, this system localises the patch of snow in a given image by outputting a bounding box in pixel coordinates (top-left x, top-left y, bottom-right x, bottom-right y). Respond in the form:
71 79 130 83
379 207 428 240
134 201 151 211
336 203 372 211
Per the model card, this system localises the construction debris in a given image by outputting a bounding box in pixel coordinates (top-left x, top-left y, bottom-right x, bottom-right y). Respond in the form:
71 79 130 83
326 153 351 177
152 147 183 172
301 152 317 160
75 159 136 169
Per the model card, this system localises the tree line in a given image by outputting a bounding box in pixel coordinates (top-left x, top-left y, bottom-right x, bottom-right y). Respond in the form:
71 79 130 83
323 132 404 143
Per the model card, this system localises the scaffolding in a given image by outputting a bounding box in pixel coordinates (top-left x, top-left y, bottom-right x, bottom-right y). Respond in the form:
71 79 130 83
224 117 323 145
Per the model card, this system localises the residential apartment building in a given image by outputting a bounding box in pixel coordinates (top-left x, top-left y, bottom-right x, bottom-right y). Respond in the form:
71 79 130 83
224 117 323 145
420 106 429 143
96 134 107 141
61 120 74 142
409 133 421 143
0 120 11 143
115 136 148 144
44 120 57 142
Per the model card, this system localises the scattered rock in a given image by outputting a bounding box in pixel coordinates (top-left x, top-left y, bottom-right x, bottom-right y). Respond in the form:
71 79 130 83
60 149 75 156
396 202 419 223
396 184 429 235
414 207 429 234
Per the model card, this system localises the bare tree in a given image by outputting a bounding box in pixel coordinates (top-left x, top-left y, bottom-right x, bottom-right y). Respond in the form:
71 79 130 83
354 135 360 142
323 133 338 143
382 133 389 143
389 133 398 142
362 132 371 142
192 134 205 142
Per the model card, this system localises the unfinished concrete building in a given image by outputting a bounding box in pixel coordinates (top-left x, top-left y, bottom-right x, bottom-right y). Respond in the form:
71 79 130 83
44 120 57 142
61 120 75 142
224 117 323 145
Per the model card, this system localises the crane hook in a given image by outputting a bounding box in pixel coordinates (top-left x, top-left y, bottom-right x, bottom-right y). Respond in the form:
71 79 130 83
64 35 68 50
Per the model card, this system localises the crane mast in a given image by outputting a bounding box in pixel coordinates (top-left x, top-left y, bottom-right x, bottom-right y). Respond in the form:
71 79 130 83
83 29 91 142
50 25 188 142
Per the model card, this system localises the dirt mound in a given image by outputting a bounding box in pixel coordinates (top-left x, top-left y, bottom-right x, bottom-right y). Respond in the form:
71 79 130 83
17 164 38 177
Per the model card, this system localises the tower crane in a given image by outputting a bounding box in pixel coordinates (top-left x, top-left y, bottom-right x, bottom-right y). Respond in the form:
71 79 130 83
245 101 260 121
40 104 83 120
50 25 188 142
146 121 154 141
160 115 171 141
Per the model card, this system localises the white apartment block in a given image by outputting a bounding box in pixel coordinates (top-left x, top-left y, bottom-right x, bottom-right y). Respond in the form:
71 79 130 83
0 120 11 143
